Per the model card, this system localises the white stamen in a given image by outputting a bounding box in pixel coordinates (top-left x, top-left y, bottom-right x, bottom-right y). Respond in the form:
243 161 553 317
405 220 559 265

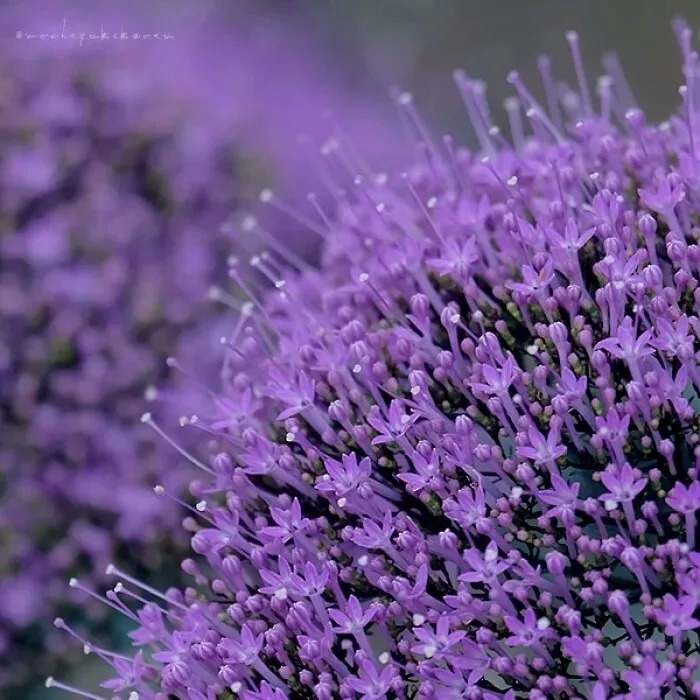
241 216 257 232
259 188 273 203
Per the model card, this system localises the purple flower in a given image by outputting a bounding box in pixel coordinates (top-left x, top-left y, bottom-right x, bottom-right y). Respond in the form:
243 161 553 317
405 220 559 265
367 399 418 444
506 257 555 298
504 609 547 647
427 236 479 279
599 463 647 506
666 481 700 514
623 656 674 699
328 595 375 634
518 425 567 463
655 594 700 636
412 615 466 659
316 452 372 499
345 661 398 699
594 317 654 361
539 475 580 525
470 356 518 397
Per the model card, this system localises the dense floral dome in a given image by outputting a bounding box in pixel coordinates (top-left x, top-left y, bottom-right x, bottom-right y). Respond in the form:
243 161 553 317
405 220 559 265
52 24 700 700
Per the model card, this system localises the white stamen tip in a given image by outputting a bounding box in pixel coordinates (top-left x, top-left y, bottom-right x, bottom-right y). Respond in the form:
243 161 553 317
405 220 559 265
140 412 152 424
241 216 257 233
105 564 116 576
154 484 166 496
207 286 222 300
537 617 551 630
359 273 370 283
379 652 390 664
114 582 124 593
84 643 92 655
144 386 158 401
45 677 54 688
566 30 578 42
259 188 273 203
68 578 78 588
196 501 207 512
413 613 426 626
398 91 413 105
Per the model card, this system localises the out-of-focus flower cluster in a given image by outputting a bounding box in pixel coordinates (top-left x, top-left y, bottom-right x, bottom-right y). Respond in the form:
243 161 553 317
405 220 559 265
0 51 251 687
53 25 700 700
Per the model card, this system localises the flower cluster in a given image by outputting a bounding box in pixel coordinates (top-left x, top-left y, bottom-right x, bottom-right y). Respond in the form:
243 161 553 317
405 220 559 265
54 25 700 700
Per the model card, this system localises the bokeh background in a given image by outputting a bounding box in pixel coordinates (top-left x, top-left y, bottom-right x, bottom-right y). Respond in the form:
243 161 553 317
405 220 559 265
2 0 700 696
